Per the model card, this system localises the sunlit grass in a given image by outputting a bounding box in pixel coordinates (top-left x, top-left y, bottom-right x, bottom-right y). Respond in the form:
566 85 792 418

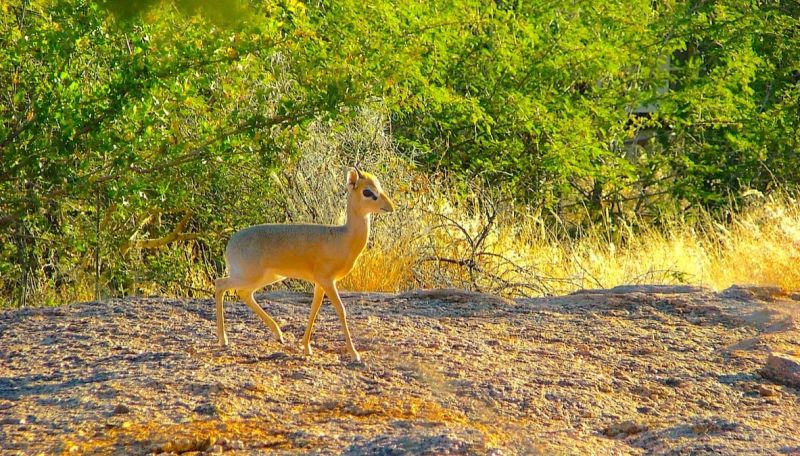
341 184 800 296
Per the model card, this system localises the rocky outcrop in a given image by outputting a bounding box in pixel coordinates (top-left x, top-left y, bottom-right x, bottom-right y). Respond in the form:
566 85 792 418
0 285 798 454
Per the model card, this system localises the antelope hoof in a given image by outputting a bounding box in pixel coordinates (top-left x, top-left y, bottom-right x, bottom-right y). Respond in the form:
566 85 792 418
218 333 229 347
350 351 361 363
303 345 313 356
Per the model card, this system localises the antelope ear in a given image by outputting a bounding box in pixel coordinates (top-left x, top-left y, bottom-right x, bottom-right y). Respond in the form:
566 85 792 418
346 168 359 188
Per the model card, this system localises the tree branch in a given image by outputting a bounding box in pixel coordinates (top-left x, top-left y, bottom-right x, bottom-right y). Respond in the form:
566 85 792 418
121 210 200 253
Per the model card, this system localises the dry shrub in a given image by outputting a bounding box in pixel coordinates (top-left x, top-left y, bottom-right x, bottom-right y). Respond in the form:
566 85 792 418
279 109 800 295
274 107 427 292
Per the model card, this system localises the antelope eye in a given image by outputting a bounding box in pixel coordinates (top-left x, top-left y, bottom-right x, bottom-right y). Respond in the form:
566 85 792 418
362 189 377 200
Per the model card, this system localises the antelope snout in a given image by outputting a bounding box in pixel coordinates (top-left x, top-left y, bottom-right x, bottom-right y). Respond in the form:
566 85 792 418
381 194 395 212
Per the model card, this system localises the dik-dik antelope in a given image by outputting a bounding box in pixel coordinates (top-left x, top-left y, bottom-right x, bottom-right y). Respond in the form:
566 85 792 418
214 168 395 362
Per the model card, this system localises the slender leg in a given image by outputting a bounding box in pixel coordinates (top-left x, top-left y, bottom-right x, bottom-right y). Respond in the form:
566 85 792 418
214 277 230 346
239 290 285 343
302 284 325 356
319 280 360 362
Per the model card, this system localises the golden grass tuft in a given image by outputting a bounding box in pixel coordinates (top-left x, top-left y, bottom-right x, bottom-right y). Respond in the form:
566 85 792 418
703 199 800 290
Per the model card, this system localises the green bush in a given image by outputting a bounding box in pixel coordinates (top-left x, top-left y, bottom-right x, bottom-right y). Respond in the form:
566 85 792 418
1 0 798 306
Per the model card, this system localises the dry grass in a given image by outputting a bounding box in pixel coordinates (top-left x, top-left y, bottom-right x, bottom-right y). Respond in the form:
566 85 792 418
348 187 800 296
277 109 800 297
534 197 800 294
699 199 800 290
368 189 800 295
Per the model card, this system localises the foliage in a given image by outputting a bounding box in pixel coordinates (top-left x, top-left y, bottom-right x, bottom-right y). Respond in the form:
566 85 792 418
0 0 365 304
1 0 798 306
365 0 800 215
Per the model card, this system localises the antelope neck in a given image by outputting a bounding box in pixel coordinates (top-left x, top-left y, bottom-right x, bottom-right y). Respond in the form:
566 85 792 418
344 204 371 250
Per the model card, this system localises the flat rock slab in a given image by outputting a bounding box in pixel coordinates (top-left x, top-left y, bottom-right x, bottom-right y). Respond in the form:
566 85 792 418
0 285 799 454
762 353 800 388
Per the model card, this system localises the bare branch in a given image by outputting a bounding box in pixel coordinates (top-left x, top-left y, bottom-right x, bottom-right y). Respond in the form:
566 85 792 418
121 210 200 253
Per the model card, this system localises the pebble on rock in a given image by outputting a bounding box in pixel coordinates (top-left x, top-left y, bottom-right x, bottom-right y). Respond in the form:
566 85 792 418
113 404 130 415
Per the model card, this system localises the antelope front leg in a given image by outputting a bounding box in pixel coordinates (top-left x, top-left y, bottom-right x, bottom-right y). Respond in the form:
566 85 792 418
320 280 360 363
302 284 325 356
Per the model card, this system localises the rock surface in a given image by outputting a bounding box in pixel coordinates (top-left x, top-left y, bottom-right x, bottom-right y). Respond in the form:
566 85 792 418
0 286 799 455
762 352 800 388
